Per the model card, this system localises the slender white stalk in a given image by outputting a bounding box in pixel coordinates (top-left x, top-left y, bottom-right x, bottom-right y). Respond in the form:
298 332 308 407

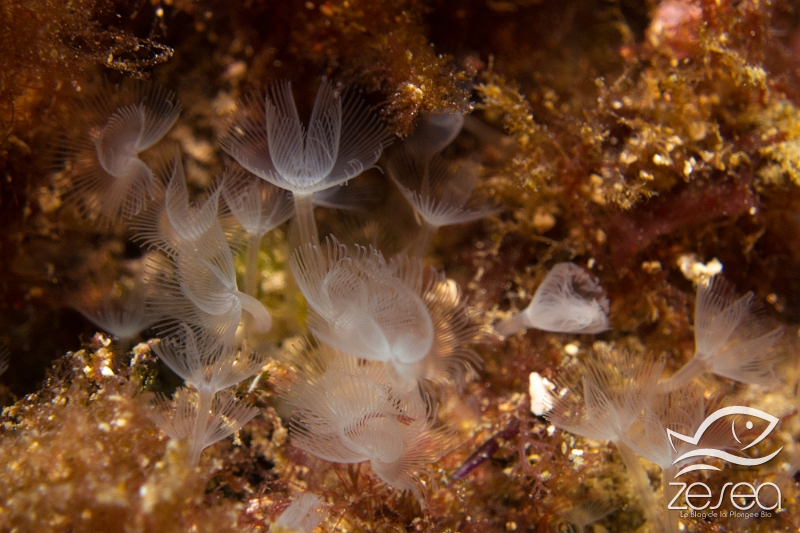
409 221 437 259
662 465 679 533
244 233 261 297
293 192 319 247
189 389 214 467
657 357 707 393
494 312 529 337
616 440 663 533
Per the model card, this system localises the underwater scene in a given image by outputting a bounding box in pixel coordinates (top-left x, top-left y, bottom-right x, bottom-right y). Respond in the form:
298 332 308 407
1 0 800 531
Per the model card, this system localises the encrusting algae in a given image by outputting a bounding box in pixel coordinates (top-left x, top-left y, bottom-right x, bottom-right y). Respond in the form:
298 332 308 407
0 338 248 532
2 0 800 532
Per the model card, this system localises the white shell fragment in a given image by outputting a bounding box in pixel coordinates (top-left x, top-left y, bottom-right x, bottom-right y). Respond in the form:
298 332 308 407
528 372 555 416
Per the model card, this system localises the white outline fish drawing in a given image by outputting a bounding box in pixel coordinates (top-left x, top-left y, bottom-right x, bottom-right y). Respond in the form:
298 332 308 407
667 406 783 477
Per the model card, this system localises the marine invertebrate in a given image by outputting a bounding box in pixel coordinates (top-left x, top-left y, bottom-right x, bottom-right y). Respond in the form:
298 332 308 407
151 387 259 467
387 149 500 257
73 270 154 344
151 324 264 466
0 344 248 533
449 418 521 482
292 238 431 370
547 349 666 531
132 155 222 255
495 262 609 337
557 498 614 533
402 111 465 165
289 237 480 389
283 348 453 503
154 217 272 340
658 275 783 391
220 80 392 245
548 349 663 445
624 386 732 533
384 110 500 257
57 81 181 223
142 160 273 343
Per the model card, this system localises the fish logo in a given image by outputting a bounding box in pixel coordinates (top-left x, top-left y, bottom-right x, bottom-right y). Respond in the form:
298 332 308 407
667 406 783 478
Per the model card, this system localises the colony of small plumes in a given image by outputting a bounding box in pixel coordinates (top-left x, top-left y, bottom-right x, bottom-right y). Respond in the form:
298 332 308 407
544 275 783 533
52 74 626 509
51 69 787 532
54 78 511 502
